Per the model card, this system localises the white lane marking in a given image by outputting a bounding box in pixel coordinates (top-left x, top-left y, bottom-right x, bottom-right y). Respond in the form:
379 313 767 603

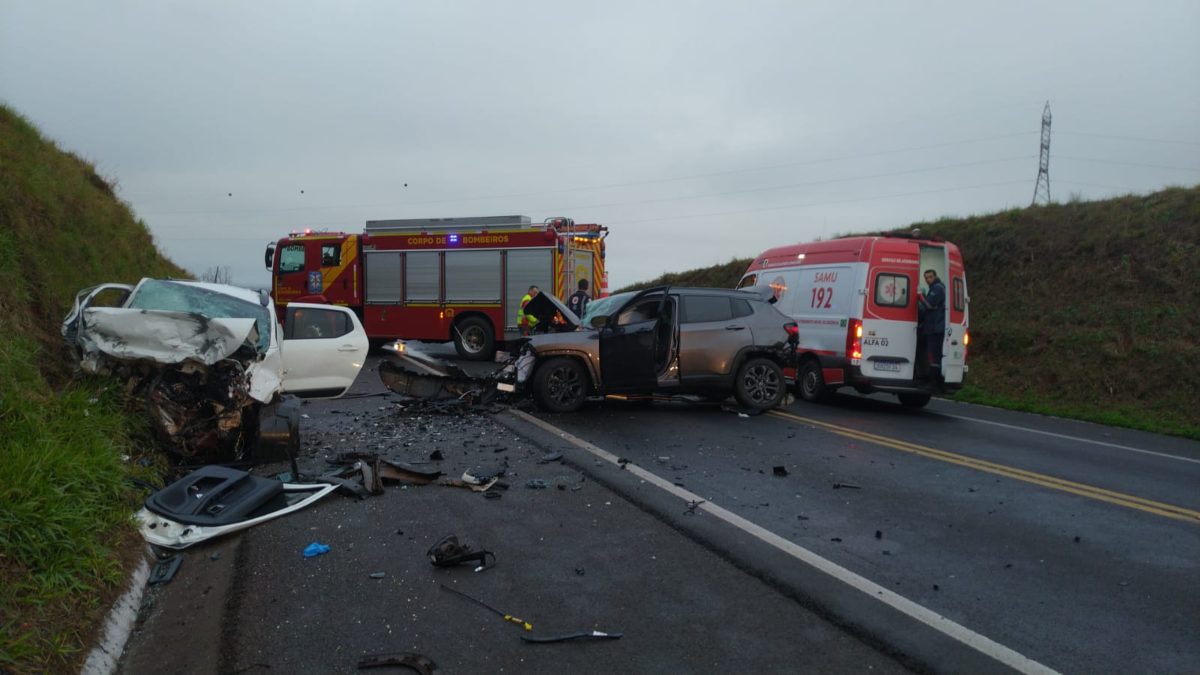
936 412 1200 465
511 409 1060 675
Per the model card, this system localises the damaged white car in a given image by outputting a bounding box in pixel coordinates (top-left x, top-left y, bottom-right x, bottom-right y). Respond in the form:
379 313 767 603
62 278 368 461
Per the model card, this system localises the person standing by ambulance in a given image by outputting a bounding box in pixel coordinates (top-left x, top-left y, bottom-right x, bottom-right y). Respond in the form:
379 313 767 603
517 286 540 336
918 270 946 373
567 279 590 319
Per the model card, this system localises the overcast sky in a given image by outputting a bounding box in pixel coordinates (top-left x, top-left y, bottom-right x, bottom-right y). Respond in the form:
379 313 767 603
3 1 1198 290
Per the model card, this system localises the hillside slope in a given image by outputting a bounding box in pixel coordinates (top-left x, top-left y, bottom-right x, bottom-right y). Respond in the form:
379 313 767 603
0 105 188 673
620 186 1200 437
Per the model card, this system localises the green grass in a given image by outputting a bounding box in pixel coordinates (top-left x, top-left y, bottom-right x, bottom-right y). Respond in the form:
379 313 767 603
1 104 186 674
0 334 154 672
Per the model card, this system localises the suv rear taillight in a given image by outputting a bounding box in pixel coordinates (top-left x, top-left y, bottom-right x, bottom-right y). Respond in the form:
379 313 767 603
846 319 862 361
784 322 799 344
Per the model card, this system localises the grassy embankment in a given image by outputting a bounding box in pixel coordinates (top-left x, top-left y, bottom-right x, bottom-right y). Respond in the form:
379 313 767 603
0 105 188 673
620 186 1200 439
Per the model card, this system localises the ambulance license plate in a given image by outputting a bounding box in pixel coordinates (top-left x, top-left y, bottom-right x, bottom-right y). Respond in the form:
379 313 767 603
873 361 901 372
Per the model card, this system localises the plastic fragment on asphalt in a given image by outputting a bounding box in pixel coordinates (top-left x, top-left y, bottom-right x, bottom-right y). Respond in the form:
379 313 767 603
833 482 861 489
357 652 438 673
303 542 331 558
773 466 788 477
369 572 385 579
148 555 181 585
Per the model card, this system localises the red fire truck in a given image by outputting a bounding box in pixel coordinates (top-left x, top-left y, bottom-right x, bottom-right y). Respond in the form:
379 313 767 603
265 215 607 360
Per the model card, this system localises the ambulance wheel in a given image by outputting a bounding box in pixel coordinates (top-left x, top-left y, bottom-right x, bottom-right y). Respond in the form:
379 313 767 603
734 358 785 410
453 317 495 361
534 357 588 412
798 360 831 403
898 393 931 408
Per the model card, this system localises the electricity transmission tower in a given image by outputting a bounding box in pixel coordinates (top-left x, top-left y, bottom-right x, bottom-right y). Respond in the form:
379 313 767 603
1031 100 1052 206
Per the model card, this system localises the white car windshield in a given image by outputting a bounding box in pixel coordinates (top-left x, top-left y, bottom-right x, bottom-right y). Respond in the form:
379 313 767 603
126 280 272 353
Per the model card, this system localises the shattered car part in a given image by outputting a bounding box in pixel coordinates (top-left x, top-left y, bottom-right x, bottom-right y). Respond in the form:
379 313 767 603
439 583 532 631
521 630 623 644
357 652 440 673
144 465 285 526
427 534 495 569
148 555 182 585
378 343 500 404
136 474 337 549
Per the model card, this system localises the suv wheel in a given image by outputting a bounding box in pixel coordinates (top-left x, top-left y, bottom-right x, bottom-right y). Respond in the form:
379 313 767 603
798 360 830 403
534 357 588 412
734 358 784 410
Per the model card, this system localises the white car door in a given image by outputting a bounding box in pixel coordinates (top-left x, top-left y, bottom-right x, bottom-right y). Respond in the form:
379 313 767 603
280 303 369 397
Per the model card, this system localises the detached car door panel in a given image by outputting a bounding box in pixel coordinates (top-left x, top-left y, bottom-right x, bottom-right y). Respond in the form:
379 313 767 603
281 304 369 397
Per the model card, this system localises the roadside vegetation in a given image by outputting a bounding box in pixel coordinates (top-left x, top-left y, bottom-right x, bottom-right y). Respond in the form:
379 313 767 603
0 105 187 673
620 185 1200 440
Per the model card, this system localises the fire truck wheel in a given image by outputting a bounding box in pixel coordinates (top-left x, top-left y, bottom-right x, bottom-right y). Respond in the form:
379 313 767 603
533 357 588 413
734 358 785 410
898 393 931 408
798 360 831 403
453 316 496 361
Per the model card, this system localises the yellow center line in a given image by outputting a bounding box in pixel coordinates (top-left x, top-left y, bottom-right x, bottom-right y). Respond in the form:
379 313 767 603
768 409 1200 525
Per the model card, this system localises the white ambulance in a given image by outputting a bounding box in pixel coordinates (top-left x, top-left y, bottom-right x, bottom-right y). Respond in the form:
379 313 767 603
737 234 969 407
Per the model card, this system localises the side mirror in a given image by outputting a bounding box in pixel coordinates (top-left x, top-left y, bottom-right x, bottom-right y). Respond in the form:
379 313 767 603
590 315 610 329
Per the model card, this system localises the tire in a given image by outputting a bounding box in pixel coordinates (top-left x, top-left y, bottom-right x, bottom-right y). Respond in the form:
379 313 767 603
898 393 931 408
733 358 785 410
797 360 831 403
533 357 589 413
453 316 495 361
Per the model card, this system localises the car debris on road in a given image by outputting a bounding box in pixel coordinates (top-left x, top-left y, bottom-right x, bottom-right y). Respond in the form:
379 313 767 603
134 465 339 549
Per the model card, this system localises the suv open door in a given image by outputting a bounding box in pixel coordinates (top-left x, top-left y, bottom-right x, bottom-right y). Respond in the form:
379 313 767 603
281 303 369 398
599 289 666 392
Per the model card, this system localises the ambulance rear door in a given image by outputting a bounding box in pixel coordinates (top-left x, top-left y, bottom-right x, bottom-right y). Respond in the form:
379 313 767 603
941 252 968 384
861 241 919 381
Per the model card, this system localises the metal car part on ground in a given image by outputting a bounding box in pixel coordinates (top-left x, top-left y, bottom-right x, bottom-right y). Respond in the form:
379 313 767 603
136 466 338 549
61 278 368 462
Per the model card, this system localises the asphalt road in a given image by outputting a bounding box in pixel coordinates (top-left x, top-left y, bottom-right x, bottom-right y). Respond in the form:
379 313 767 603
119 355 906 674
119 348 1200 674
531 390 1200 674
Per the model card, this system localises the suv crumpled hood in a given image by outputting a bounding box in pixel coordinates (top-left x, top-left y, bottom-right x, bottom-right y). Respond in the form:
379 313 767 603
520 292 581 329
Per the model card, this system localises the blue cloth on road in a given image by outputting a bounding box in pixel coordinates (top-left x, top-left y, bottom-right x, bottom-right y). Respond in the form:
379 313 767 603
303 542 330 558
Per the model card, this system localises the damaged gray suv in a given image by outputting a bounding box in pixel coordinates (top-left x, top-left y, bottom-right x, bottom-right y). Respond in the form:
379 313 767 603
510 286 799 413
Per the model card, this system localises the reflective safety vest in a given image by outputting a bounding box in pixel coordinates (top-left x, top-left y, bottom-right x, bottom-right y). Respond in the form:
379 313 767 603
517 293 539 329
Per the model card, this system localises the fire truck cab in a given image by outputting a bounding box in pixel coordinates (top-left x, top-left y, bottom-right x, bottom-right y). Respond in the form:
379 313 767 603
266 215 607 360
738 234 969 408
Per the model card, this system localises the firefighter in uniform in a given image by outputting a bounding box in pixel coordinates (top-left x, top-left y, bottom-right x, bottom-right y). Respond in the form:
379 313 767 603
517 285 540 336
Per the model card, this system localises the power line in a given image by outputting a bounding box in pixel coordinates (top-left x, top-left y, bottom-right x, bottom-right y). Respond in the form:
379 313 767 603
134 131 1037 218
546 156 1033 213
152 179 1032 240
1057 131 1200 146
1056 156 1200 172
146 155 1035 232
600 180 1032 226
